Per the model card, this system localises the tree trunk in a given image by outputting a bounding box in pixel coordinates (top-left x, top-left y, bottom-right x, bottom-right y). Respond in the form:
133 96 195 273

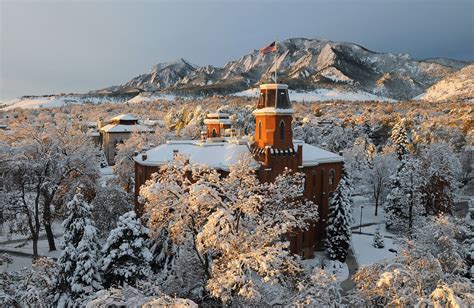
32 233 39 259
374 197 379 216
44 222 56 251
43 198 57 251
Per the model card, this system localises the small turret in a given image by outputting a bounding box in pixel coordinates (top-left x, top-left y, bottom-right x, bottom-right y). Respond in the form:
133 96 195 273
203 112 232 138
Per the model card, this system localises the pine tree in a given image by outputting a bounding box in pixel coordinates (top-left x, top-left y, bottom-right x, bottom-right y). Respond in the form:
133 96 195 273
372 227 385 248
55 192 102 307
391 118 410 161
384 118 422 231
385 156 422 231
100 211 152 288
325 168 353 262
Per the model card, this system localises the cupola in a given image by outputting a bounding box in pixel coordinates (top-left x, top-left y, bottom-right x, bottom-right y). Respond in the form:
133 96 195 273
204 112 232 138
253 84 293 149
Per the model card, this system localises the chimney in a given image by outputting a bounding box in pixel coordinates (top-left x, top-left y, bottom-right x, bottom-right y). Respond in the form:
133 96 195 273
173 149 179 157
297 145 303 167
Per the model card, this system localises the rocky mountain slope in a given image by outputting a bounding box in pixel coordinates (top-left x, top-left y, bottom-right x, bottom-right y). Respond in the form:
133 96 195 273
417 64 474 102
109 38 471 100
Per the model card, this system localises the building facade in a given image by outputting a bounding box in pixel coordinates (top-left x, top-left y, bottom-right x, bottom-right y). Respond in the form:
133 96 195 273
134 84 343 258
98 114 152 165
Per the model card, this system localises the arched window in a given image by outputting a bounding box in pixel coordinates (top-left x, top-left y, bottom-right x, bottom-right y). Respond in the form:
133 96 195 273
212 129 217 137
258 121 262 140
329 169 335 187
279 121 285 140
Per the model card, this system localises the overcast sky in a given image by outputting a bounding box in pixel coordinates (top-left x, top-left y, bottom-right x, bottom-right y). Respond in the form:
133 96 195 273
1 0 473 101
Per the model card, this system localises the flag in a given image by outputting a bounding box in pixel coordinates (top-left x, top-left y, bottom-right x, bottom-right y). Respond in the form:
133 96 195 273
259 41 277 54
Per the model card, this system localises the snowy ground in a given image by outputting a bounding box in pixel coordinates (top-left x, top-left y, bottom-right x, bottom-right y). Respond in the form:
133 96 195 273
233 88 396 102
99 165 115 186
301 251 349 281
350 196 397 266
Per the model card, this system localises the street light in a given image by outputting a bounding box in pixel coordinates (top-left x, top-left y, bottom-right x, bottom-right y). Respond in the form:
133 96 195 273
359 205 364 234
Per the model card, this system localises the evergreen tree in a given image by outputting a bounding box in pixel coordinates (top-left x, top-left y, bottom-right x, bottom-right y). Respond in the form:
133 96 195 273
325 168 353 262
384 118 422 231
384 156 423 231
391 118 410 161
55 192 102 307
100 211 152 288
372 227 385 248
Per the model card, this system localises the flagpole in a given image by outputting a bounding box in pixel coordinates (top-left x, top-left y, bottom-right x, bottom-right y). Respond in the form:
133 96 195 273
274 37 278 84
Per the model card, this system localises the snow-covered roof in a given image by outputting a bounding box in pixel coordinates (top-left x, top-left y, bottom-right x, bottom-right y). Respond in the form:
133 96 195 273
294 140 344 165
260 84 288 90
207 112 229 118
135 138 257 171
136 138 343 170
100 124 152 133
110 114 138 121
253 107 294 115
203 118 233 125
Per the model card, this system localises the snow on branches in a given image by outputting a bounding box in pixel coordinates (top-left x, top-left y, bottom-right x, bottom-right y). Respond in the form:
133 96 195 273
140 154 317 302
101 211 152 288
325 167 353 262
55 192 102 306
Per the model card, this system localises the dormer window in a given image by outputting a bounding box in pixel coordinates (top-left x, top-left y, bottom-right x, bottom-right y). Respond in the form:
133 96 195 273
279 121 285 140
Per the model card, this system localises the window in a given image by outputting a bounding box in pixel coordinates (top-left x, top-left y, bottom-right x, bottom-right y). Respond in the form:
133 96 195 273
277 89 291 109
329 169 335 186
279 121 285 140
258 121 262 140
212 129 217 137
257 89 266 109
266 89 276 108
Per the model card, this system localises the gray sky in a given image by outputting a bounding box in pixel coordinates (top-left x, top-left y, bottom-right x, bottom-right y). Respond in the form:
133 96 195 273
1 0 473 101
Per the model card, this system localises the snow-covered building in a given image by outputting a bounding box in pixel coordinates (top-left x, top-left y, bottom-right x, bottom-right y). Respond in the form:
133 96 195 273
134 84 344 258
99 114 152 165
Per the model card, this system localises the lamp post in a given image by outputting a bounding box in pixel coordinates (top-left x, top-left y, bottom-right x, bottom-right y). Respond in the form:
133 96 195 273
359 205 364 234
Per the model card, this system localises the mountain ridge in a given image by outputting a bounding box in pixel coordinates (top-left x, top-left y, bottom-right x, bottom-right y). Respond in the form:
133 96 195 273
95 37 471 100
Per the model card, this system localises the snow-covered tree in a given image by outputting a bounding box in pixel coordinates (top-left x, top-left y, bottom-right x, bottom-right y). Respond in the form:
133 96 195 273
384 156 423 231
419 143 461 216
290 269 342 307
140 155 317 302
325 168 353 262
55 192 102 306
350 217 473 306
0 119 99 255
91 185 132 238
366 153 396 216
390 117 410 160
113 129 163 193
372 227 385 248
101 211 152 288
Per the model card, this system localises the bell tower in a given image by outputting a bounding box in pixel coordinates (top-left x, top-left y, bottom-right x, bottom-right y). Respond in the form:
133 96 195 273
252 83 302 181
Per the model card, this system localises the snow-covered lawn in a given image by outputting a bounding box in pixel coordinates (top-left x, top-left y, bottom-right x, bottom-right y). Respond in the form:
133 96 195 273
301 252 349 281
99 166 115 186
0 238 62 259
352 234 395 266
0 255 33 273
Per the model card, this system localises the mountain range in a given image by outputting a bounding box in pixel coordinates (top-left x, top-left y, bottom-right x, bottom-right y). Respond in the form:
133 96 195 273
96 37 472 101
4 37 473 110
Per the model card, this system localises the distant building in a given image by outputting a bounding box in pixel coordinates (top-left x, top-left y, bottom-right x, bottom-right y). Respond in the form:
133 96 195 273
99 114 152 165
134 84 344 258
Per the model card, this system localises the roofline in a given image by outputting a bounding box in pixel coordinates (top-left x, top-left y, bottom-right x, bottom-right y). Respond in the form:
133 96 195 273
259 83 288 90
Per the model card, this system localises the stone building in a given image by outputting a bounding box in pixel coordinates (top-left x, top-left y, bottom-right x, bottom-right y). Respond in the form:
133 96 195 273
99 114 152 165
134 84 344 258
